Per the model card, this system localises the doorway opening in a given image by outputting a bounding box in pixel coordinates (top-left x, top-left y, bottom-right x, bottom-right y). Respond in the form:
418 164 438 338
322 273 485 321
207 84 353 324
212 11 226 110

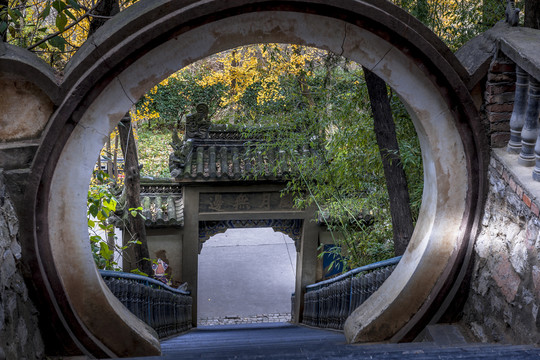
198 228 296 326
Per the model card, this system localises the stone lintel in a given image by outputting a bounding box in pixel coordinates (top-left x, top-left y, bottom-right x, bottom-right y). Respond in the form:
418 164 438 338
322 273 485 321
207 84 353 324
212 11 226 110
198 211 305 222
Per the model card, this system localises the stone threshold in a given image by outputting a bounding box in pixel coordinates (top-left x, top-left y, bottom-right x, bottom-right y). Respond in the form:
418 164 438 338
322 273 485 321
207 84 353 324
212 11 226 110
198 313 291 326
491 148 540 217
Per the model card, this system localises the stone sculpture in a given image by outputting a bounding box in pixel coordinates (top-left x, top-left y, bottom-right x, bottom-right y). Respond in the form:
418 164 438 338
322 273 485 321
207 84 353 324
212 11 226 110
169 103 210 177
505 0 520 26
185 103 210 139
169 137 193 178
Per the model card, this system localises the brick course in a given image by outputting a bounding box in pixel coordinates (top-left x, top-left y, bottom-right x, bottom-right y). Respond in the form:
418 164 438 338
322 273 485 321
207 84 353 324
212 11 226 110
485 54 516 148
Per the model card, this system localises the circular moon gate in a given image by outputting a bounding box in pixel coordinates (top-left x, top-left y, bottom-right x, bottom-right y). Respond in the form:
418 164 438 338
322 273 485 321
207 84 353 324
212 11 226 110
24 1 485 357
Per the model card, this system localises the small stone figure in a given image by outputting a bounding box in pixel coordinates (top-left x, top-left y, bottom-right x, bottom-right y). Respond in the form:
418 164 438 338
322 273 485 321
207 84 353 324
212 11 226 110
152 258 169 285
169 136 193 177
505 0 520 27
169 103 210 177
185 103 210 139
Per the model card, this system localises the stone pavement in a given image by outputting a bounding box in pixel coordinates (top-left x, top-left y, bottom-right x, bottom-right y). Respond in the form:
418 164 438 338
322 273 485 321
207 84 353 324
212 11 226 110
119 323 540 359
197 228 296 322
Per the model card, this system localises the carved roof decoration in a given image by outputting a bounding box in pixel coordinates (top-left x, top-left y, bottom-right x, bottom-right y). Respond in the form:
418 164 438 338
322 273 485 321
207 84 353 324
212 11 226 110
169 120 317 182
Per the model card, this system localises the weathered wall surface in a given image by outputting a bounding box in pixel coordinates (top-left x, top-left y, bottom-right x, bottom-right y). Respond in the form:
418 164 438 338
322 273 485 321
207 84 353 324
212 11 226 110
0 171 44 359
461 154 540 344
0 74 54 143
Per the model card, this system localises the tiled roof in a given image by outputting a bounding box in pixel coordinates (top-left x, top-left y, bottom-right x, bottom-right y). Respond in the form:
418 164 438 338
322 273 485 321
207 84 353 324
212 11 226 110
133 109 318 227
169 123 315 181
139 183 184 227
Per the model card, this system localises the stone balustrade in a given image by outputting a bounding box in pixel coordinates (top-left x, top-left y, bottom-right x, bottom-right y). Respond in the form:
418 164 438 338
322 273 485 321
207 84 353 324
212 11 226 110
507 67 540 178
100 270 192 338
483 26 540 180
300 257 401 330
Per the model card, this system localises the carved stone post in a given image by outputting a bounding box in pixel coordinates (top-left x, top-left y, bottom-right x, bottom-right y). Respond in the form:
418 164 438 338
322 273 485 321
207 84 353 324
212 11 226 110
507 67 529 153
531 79 540 180
181 187 200 326
519 77 540 166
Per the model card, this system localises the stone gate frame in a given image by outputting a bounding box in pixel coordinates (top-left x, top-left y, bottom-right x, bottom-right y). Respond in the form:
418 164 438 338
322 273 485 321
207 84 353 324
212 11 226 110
1 0 486 357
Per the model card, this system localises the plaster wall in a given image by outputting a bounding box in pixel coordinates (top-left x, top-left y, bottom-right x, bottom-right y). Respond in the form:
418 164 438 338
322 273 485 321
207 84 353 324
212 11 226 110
47 9 473 347
38 11 475 356
0 74 53 143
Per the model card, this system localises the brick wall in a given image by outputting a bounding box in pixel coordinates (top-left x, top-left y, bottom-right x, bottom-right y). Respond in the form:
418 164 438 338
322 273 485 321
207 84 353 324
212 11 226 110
485 53 515 147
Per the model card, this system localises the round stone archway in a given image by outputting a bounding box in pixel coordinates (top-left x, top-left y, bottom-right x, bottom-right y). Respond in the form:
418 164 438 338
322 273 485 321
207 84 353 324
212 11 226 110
20 0 485 357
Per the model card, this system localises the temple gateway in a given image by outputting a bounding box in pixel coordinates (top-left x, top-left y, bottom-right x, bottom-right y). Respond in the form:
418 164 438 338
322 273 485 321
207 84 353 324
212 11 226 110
122 107 335 325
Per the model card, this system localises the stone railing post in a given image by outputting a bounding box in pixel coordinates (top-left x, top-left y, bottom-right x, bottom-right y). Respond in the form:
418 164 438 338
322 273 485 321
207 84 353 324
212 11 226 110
507 67 529 153
519 77 540 167
530 78 540 180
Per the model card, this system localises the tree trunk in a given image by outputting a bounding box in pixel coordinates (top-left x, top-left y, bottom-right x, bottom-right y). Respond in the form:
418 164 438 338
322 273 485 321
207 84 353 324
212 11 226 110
87 0 152 275
524 0 540 29
294 47 315 109
362 67 414 256
87 0 120 36
414 0 429 24
118 115 153 276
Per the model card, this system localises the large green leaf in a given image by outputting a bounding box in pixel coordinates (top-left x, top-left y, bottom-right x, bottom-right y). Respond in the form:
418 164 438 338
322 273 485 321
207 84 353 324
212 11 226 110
55 12 67 32
48 35 67 51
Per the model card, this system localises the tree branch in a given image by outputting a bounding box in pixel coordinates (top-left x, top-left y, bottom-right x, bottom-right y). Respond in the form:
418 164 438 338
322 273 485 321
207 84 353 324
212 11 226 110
26 0 102 51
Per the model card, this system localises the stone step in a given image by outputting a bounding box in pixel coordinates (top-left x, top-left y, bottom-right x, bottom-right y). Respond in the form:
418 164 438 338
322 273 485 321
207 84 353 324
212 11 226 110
115 323 540 360
414 324 469 345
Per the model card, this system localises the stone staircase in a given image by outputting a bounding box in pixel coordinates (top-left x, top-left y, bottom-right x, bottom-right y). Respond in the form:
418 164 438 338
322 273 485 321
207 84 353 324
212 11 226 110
118 323 540 359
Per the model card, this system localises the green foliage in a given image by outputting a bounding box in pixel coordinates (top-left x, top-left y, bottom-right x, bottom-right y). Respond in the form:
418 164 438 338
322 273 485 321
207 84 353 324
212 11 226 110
134 52 423 271
0 0 139 68
234 64 422 270
393 0 525 51
88 170 145 272
87 171 120 270
137 71 227 129
137 127 171 177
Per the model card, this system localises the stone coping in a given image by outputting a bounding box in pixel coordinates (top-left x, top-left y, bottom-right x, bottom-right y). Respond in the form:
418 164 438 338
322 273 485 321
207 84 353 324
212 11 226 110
498 26 540 82
456 23 540 90
492 148 540 217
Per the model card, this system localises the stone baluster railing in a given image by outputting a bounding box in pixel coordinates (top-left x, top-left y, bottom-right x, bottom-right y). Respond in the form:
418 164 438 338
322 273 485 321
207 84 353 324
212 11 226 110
502 32 540 180
300 256 401 330
517 77 540 167
507 71 540 176
100 270 192 338
507 67 529 154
